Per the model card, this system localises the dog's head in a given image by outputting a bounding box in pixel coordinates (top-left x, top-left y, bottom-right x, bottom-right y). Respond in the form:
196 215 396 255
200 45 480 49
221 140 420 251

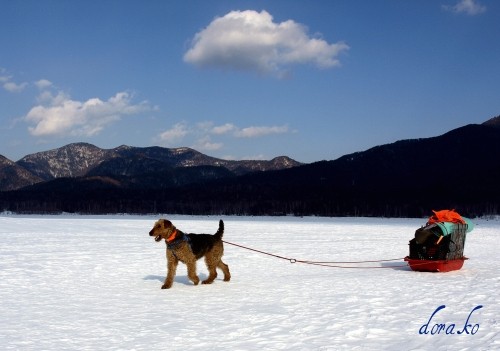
149 219 177 243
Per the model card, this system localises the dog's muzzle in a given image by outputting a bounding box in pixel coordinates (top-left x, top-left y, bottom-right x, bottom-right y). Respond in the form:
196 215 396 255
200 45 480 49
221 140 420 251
149 230 162 242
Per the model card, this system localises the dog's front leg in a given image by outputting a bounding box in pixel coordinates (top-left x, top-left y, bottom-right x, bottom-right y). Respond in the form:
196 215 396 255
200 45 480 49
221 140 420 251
162 252 178 289
186 261 200 286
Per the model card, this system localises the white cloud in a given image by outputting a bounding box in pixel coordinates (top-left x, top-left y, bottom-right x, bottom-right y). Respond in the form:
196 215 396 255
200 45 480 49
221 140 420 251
442 0 486 15
25 91 151 137
194 136 223 151
1 71 52 93
0 68 9 82
234 125 289 138
184 10 349 76
35 79 53 90
155 121 291 150
211 123 237 135
3 81 28 93
0 68 28 93
158 122 189 145
242 154 266 160
158 123 225 151
209 122 289 138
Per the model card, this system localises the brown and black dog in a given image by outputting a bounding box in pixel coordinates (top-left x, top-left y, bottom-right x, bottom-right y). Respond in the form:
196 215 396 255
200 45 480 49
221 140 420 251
149 219 231 289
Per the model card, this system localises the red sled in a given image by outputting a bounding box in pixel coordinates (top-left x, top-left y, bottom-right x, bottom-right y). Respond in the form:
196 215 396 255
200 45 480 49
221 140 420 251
404 256 468 272
405 216 473 273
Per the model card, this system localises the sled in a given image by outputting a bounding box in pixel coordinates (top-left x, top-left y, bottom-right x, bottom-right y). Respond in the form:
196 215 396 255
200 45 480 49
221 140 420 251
405 210 474 273
404 256 468 272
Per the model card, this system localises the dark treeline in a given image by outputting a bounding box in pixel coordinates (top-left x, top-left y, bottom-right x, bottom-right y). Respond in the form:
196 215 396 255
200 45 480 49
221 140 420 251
0 173 498 218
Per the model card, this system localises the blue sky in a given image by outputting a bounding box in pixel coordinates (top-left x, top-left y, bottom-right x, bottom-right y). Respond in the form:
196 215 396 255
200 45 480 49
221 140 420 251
1 0 499 163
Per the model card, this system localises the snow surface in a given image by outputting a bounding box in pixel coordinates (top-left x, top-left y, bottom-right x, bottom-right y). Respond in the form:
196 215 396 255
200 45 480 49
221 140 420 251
0 214 498 350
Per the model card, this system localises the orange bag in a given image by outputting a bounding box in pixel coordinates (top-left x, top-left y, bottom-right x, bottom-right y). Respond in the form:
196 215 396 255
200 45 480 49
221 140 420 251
427 209 465 224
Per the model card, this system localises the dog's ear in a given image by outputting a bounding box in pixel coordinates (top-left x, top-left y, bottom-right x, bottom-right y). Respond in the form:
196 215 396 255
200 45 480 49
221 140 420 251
162 220 174 229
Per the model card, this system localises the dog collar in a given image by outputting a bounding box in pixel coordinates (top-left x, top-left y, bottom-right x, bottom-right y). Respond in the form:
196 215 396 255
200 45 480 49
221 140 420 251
166 229 178 243
166 231 191 251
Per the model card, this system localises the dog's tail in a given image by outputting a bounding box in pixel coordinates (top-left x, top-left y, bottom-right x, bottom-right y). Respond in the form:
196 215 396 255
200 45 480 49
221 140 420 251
214 219 224 240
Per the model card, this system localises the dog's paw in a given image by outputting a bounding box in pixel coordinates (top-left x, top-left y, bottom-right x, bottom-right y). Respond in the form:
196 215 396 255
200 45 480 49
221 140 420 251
161 283 172 289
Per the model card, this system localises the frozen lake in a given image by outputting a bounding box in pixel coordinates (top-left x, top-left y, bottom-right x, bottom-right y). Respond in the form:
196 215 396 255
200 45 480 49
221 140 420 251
0 214 498 350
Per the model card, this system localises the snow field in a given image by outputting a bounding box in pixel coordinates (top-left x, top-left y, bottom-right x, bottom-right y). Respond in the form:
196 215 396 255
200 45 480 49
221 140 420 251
0 215 498 350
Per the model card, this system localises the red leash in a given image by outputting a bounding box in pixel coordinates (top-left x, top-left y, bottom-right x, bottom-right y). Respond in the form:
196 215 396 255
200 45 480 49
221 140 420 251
222 240 408 269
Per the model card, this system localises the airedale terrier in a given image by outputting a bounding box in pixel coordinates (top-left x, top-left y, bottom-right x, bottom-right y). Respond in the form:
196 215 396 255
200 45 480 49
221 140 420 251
149 219 231 289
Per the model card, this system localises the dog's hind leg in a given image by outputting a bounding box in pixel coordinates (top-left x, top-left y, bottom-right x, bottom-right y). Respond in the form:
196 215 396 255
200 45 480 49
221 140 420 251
202 256 218 284
202 266 217 284
218 260 231 282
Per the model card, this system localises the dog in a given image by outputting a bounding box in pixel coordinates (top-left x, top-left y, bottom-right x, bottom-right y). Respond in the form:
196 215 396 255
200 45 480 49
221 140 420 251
149 219 231 289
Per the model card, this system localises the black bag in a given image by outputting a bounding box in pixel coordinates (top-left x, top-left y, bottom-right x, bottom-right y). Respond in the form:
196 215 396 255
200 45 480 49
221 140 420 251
408 223 467 260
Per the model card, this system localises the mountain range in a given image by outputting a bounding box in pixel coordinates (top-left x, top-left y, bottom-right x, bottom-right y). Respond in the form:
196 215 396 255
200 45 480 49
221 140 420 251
0 144 301 191
1 115 499 217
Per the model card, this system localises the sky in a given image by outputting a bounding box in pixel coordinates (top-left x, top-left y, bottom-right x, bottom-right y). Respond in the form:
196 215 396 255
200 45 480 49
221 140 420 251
1 0 499 163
